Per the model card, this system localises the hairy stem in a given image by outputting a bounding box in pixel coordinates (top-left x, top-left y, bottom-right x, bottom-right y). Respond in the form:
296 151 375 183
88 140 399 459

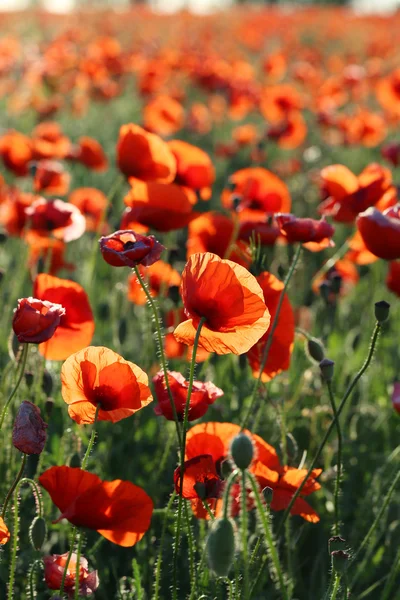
327 380 342 536
0 343 29 431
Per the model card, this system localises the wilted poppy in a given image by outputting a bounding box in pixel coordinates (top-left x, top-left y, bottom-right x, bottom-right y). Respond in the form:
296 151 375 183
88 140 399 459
356 205 400 260
44 553 99 597
39 466 153 547
319 163 397 224
32 160 71 196
127 261 181 305
174 252 270 355
117 123 176 182
143 95 185 137
99 229 164 268
33 274 95 360
168 140 215 196
174 455 222 499
12 400 47 454
386 261 400 297
247 272 295 382
153 370 223 421
75 137 108 172
25 197 86 243
69 188 108 231
12 297 65 343
61 346 153 424
276 213 335 251
123 178 198 232
0 517 10 545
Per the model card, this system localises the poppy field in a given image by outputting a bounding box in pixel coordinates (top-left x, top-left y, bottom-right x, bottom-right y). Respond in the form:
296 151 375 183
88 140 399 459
0 5 400 599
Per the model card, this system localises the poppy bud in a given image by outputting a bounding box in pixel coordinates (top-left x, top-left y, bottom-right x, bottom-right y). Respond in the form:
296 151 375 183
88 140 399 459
331 550 350 574
118 318 128 345
220 459 233 480
206 518 236 577
29 516 47 550
306 337 325 363
328 535 347 553
330 273 342 295
98 301 110 321
374 300 390 323
12 297 66 344
230 433 254 470
193 482 207 500
69 453 81 468
319 358 335 382
44 397 55 419
12 401 47 455
262 486 274 505
99 230 165 268
24 372 34 388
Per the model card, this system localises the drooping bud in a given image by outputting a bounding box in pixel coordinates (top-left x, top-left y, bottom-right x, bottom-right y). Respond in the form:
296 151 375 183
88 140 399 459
12 401 47 455
306 337 325 363
331 550 350 574
319 358 335 382
328 535 347 554
374 300 390 323
69 453 81 468
262 486 274 506
230 433 254 470
29 516 47 550
206 518 236 577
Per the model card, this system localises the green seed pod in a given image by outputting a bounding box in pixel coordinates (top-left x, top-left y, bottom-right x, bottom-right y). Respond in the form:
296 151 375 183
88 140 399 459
328 535 346 554
331 550 350 574
206 518 236 577
374 300 390 323
306 337 325 363
29 516 47 550
319 358 335 382
230 433 254 470
69 453 81 468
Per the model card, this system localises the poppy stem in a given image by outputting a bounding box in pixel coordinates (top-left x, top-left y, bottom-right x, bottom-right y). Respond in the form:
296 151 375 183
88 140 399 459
223 469 239 520
81 404 101 470
18 477 43 518
277 321 382 536
0 343 29 431
74 530 83 600
313 240 350 282
326 380 342 536
240 470 249 599
201 500 216 520
329 574 341 600
133 265 182 447
1 453 27 519
247 472 289 600
153 492 176 600
8 486 21 599
240 244 302 431
59 526 78 597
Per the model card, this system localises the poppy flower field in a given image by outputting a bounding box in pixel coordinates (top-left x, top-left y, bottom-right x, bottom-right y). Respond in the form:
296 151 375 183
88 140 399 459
0 5 400 599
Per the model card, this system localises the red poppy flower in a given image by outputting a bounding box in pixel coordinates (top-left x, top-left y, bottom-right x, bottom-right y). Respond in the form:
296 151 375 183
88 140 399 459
0 130 33 176
376 68 400 117
174 455 222 499
164 308 210 363
247 272 295 382
168 140 215 196
31 160 70 196
127 261 181 305
25 197 86 243
386 261 400 296
276 213 335 250
117 123 176 182
69 188 108 231
119 208 149 234
260 84 303 122
44 552 99 597
32 122 71 161
143 95 185 137
61 346 153 424
123 178 198 232
319 163 397 224
39 466 153 547
100 229 164 268
0 517 10 545
267 111 307 149
174 252 270 355
356 205 400 260
75 137 108 172
12 297 65 343
25 232 74 276
345 231 379 265
33 274 95 360
153 370 223 421
312 259 359 298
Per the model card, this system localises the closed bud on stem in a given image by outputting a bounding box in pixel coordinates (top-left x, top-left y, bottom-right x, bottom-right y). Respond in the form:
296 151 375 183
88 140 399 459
374 300 390 323
42 370 53 397
331 550 350 574
220 459 233 480
206 518 236 577
29 516 47 550
24 372 34 388
230 433 254 470
330 274 342 295
328 535 347 553
319 358 335 382
262 486 274 505
69 453 81 468
306 337 325 363
44 397 54 419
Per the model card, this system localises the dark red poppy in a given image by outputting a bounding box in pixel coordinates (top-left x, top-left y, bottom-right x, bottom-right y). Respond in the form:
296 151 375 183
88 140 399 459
174 455 222 499
356 205 400 260
386 261 400 296
99 230 164 268
12 401 47 455
381 142 400 167
153 370 223 421
276 213 335 250
12 297 65 343
39 466 153 547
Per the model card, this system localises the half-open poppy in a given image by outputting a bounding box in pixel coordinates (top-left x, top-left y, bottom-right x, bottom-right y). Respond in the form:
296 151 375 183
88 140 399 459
99 229 164 267
356 205 400 260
